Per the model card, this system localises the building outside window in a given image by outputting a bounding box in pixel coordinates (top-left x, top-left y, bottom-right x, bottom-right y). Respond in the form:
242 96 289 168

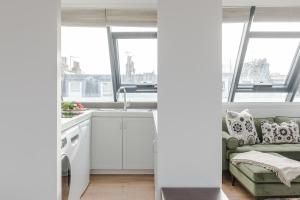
61 26 158 102
61 26 113 102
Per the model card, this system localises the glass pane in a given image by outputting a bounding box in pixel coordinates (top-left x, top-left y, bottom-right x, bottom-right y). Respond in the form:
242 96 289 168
222 23 244 102
239 38 300 85
251 22 300 32
235 93 287 102
111 26 157 32
117 38 157 85
119 93 157 102
61 27 113 102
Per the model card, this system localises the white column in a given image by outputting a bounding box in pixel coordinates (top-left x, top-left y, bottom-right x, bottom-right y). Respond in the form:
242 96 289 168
157 0 222 198
0 1 61 199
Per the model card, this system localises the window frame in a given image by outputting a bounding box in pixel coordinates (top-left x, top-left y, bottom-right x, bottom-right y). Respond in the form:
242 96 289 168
107 27 158 102
227 6 300 102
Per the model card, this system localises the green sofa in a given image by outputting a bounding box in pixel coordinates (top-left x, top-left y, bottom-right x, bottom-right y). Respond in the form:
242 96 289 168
222 116 300 199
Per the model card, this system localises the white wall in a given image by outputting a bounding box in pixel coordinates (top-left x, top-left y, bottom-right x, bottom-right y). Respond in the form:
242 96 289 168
0 1 60 200
157 0 222 196
223 103 300 118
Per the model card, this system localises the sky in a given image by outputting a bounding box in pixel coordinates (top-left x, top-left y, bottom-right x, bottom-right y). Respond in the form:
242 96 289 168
61 26 157 75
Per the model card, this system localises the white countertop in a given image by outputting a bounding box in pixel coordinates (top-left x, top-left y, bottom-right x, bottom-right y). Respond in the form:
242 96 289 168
61 109 155 132
61 110 93 132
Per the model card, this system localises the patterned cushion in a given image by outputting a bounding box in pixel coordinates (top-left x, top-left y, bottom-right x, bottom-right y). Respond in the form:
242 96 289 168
261 121 300 144
226 109 259 146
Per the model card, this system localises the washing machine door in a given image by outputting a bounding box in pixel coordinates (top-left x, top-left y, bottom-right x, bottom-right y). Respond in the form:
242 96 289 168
62 154 71 200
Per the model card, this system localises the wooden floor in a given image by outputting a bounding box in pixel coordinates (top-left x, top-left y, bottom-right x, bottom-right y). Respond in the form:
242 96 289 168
222 172 255 200
81 174 300 200
81 175 155 200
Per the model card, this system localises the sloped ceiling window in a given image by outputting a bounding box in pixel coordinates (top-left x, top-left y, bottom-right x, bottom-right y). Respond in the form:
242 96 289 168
222 6 300 102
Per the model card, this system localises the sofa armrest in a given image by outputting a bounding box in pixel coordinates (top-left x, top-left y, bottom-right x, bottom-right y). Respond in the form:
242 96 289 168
222 131 238 150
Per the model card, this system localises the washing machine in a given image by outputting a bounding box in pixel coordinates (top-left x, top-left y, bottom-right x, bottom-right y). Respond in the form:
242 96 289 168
61 126 82 200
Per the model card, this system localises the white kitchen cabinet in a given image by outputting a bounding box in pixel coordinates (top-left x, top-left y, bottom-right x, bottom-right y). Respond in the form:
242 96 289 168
91 117 123 170
79 120 91 194
64 120 90 200
123 117 155 169
91 116 155 172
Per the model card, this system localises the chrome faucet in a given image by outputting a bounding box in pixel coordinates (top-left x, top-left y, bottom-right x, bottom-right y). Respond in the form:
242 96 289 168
116 87 129 111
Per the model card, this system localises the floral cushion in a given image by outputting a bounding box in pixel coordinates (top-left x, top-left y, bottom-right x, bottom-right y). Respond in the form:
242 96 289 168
226 109 259 146
261 121 300 144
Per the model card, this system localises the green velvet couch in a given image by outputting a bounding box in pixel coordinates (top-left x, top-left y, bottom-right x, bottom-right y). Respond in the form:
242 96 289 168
222 116 300 199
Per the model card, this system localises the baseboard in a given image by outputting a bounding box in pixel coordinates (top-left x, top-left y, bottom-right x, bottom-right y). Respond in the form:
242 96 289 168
90 169 154 175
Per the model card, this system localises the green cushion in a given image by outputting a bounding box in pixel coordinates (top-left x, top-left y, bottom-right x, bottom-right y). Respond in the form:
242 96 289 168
229 162 300 197
230 153 300 183
254 117 274 142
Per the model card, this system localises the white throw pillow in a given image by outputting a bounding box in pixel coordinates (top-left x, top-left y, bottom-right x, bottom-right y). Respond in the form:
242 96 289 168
226 109 259 146
261 121 300 144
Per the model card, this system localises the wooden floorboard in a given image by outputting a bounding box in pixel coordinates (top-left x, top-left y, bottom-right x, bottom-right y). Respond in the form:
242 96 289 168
81 175 155 200
222 172 255 200
81 174 300 200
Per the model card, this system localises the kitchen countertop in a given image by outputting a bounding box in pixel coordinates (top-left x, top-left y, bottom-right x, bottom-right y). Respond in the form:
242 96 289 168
61 109 156 132
61 110 93 132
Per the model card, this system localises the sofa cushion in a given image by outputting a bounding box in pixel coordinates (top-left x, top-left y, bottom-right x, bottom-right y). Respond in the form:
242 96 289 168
254 117 274 142
228 143 300 161
226 109 259 145
223 116 274 141
230 153 300 183
261 121 300 144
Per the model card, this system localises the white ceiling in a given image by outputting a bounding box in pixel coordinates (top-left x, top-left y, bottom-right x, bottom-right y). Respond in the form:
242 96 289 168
62 0 300 8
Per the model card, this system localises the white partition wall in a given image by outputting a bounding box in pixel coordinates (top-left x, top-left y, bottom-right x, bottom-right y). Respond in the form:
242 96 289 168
157 0 222 197
0 1 60 200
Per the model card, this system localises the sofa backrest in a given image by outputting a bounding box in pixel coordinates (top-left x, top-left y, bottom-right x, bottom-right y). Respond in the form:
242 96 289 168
275 116 300 129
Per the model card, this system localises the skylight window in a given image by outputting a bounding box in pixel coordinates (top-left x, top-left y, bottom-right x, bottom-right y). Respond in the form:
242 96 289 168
223 6 300 102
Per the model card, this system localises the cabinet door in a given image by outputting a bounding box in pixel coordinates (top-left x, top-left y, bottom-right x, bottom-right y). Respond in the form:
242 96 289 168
92 117 123 170
79 120 91 194
123 117 155 169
